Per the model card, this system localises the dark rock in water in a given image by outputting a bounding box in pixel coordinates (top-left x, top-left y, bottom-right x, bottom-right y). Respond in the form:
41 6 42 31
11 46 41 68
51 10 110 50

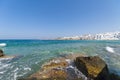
110 73 120 80
0 49 4 57
74 56 110 80
0 49 15 58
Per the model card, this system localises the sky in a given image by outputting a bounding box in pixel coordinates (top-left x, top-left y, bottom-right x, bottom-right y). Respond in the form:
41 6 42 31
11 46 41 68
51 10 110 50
0 0 120 39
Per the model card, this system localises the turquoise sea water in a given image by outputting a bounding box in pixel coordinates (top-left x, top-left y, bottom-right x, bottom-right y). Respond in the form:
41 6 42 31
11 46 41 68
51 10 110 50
0 40 120 80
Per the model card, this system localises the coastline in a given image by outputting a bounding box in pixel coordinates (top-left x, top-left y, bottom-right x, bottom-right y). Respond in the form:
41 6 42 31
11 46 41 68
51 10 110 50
56 32 120 40
18 54 120 80
0 40 120 80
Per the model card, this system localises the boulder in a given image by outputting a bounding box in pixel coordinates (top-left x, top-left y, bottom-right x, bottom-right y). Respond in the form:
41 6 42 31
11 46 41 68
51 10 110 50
110 73 120 80
27 58 69 80
21 54 85 80
0 49 4 57
74 56 110 80
20 54 120 80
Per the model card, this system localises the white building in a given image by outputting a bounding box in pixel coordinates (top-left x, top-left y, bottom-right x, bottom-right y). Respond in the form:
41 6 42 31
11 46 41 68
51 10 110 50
57 32 120 40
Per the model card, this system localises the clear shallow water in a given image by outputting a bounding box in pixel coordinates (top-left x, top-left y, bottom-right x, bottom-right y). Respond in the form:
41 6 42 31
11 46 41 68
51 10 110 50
0 40 120 80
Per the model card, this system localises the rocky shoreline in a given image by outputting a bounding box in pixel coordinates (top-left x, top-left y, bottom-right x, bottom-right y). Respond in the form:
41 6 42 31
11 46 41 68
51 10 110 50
18 54 120 80
1 49 120 80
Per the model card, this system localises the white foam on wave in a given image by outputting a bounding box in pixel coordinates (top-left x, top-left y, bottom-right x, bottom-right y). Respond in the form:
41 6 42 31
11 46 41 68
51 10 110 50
0 57 13 79
67 65 74 69
66 65 88 80
0 64 10 69
0 57 13 61
65 59 71 64
0 43 7 47
0 58 13 69
14 72 17 80
14 66 32 80
106 46 115 53
13 68 19 80
24 67 31 71
0 71 6 74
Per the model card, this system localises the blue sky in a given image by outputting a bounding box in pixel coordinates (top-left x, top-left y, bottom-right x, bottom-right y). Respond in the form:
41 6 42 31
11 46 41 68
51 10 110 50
0 0 120 39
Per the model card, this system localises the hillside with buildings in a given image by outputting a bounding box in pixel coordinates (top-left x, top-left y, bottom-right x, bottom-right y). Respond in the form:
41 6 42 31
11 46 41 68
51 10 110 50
57 32 120 40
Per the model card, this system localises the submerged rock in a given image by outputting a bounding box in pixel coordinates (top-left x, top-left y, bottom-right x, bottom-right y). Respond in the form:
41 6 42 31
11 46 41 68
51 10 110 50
74 56 110 80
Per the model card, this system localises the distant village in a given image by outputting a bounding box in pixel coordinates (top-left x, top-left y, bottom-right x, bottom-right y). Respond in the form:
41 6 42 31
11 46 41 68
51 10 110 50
57 32 120 40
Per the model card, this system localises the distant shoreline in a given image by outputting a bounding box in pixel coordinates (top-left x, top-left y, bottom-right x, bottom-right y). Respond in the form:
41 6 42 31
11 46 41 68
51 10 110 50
0 39 120 41
56 32 120 40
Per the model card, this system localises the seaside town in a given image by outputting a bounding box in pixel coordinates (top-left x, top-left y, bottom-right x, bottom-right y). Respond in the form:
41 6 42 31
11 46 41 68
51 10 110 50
57 32 120 40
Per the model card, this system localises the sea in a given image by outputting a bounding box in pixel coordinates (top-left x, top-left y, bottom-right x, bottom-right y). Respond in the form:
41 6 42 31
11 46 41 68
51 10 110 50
0 40 120 80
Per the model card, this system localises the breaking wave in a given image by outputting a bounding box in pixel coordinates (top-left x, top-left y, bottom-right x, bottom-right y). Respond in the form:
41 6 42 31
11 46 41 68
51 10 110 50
105 46 115 53
0 43 7 47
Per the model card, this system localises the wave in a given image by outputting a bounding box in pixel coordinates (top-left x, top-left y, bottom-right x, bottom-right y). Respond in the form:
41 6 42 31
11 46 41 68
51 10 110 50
0 58 12 69
0 43 7 47
105 46 115 53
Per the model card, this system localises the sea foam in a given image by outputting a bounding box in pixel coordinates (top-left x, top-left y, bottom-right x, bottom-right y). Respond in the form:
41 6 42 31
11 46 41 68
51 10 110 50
0 43 7 47
106 46 115 53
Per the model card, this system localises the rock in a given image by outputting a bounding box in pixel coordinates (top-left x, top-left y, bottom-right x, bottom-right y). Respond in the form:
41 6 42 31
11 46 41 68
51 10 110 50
74 56 110 80
20 54 120 80
22 54 85 80
110 73 120 80
0 49 4 57
0 49 16 58
28 57 71 80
